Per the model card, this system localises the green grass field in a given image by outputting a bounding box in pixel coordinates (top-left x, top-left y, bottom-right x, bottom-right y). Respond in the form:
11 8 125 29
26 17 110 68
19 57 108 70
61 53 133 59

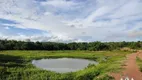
0 50 131 80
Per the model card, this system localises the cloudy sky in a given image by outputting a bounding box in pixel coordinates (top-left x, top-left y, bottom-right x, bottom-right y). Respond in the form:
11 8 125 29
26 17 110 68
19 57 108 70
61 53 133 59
0 0 142 42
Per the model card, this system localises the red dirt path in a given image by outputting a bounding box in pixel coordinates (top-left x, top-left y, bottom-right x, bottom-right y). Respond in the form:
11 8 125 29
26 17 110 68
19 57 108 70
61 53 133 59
111 51 142 80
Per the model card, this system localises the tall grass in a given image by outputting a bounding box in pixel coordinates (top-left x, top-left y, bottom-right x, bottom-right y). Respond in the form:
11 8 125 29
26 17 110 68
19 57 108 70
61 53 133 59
136 57 142 72
0 50 131 80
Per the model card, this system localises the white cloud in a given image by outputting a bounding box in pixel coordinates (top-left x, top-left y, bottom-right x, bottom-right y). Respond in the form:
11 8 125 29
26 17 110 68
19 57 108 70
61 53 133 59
41 0 77 8
0 33 82 42
4 26 10 30
44 12 52 15
0 0 142 42
86 6 113 22
110 0 142 18
129 31 142 38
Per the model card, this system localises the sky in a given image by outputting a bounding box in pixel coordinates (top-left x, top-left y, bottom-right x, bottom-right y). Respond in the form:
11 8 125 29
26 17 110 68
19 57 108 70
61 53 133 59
0 0 142 42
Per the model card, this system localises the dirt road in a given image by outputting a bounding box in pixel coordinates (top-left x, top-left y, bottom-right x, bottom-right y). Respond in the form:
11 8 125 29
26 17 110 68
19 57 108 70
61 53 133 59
111 51 142 80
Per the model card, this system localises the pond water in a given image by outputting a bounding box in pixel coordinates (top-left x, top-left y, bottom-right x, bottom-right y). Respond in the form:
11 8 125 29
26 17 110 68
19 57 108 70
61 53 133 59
32 58 98 73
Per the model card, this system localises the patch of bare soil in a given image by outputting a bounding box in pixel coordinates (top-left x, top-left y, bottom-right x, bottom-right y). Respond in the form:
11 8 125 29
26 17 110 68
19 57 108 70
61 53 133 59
111 51 142 80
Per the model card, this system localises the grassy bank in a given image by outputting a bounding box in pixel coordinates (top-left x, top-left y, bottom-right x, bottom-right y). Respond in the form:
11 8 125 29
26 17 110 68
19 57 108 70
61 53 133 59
136 57 142 72
0 50 131 80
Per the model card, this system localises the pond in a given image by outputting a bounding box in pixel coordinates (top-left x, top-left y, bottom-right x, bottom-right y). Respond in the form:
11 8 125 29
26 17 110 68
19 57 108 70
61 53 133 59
32 58 98 73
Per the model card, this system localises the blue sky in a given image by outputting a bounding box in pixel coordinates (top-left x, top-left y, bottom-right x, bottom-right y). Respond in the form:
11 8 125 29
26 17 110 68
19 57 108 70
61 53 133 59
0 0 142 42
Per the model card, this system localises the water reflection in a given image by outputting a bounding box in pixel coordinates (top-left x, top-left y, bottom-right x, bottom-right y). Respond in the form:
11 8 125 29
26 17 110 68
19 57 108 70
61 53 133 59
32 58 98 73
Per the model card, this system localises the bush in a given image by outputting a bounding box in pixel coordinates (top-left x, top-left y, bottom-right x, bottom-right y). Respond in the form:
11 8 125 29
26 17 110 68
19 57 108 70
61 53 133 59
75 67 100 80
0 66 6 74
94 75 114 80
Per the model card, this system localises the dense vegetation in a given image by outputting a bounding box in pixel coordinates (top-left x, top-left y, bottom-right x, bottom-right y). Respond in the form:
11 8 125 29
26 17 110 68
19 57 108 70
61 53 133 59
0 39 141 50
0 50 131 80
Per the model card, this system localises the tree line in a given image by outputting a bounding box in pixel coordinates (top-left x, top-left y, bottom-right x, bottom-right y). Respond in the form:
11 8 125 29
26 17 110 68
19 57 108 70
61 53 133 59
0 39 141 51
